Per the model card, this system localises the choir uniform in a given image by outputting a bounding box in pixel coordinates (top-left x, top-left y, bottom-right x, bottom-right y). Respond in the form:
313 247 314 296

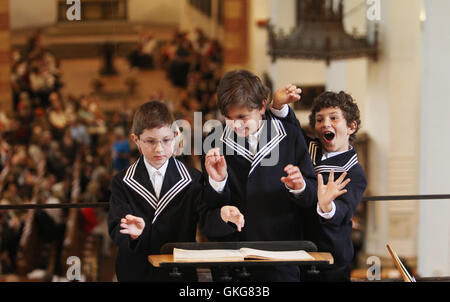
201 111 317 282
302 138 367 281
108 155 225 282
276 106 367 281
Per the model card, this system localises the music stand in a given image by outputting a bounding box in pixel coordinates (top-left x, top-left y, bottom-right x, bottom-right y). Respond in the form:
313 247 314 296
149 241 333 281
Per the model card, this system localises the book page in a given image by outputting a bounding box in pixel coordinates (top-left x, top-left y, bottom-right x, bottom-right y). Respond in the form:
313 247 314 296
173 248 244 262
239 248 314 260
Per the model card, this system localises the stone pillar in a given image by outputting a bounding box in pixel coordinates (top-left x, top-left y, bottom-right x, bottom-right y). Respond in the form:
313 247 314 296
418 0 450 277
223 0 248 70
248 0 270 79
364 0 423 262
0 0 11 111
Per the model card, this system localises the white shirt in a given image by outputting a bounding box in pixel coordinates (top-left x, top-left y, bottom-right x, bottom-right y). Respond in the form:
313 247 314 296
143 157 169 199
248 123 265 155
321 148 351 161
270 104 337 219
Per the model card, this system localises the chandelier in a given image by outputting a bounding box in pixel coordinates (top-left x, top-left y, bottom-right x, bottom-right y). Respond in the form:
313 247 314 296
266 0 378 64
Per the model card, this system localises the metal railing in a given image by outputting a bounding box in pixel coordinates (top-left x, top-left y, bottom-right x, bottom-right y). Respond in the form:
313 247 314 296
1 194 449 210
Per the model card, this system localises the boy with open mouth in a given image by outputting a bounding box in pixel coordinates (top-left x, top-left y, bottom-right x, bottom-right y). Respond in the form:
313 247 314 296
272 87 367 282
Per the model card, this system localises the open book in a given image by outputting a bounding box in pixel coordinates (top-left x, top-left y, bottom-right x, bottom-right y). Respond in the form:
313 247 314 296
173 247 314 262
386 244 416 282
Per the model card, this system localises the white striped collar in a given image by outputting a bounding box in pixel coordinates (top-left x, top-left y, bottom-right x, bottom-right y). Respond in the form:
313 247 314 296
220 117 287 175
314 153 359 174
123 157 192 224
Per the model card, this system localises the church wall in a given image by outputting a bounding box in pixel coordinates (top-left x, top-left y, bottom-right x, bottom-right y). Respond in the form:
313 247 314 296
10 0 57 29
128 0 180 26
9 0 181 29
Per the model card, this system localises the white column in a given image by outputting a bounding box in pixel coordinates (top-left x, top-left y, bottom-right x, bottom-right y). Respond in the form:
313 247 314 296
248 0 271 78
364 0 422 260
418 0 450 277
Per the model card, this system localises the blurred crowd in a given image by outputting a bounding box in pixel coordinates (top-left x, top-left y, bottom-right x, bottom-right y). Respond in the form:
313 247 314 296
165 29 223 120
1 31 139 278
129 29 224 123
0 28 225 279
10 30 62 111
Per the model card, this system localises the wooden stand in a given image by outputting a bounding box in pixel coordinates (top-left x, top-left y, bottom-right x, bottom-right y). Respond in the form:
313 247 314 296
149 252 334 268
148 241 333 282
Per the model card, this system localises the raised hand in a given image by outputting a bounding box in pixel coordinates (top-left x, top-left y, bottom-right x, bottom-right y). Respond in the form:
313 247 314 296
281 164 305 191
220 206 245 232
273 84 302 110
317 169 351 213
119 214 146 240
205 148 227 182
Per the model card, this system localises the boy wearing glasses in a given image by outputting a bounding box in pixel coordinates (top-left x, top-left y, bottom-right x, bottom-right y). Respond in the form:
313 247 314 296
108 100 226 281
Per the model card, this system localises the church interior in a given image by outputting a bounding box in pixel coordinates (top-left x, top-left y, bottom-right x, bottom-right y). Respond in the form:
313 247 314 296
0 0 449 282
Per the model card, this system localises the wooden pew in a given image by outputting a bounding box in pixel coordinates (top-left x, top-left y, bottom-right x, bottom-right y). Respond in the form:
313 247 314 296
60 156 102 281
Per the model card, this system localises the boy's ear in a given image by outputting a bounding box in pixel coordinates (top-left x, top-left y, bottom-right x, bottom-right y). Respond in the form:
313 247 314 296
131 134 143 154
259 99 268 114
131 133 139 146
347 121 357 135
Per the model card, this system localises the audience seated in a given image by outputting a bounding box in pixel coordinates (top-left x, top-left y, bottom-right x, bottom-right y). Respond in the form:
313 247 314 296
1 28 225 280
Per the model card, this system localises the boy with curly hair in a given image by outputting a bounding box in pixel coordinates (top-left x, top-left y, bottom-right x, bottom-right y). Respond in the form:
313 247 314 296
271 86 367 281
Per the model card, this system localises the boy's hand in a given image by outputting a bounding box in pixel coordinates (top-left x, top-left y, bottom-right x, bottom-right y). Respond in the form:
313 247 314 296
120 214 145 240
273 84 302 110
205 148 227 182
317 170 351 213
281 164 305 191
220 206 245 232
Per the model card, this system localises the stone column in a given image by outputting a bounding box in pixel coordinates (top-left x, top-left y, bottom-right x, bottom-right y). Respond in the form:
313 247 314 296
364 0 423 263
223 0 248 70
417 0 450 277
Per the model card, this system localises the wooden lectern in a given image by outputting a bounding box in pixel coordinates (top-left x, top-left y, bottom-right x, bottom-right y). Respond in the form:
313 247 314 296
148 241 333 282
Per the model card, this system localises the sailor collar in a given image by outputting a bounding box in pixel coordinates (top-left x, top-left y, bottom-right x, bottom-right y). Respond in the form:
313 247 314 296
220 115 287 175
122 156 192 224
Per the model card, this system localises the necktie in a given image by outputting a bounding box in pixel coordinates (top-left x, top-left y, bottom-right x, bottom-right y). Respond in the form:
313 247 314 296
153 171 163 199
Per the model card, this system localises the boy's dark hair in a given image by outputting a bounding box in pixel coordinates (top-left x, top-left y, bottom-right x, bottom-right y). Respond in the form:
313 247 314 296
309 91 361 143
217 70 271 116
131 100 174 137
